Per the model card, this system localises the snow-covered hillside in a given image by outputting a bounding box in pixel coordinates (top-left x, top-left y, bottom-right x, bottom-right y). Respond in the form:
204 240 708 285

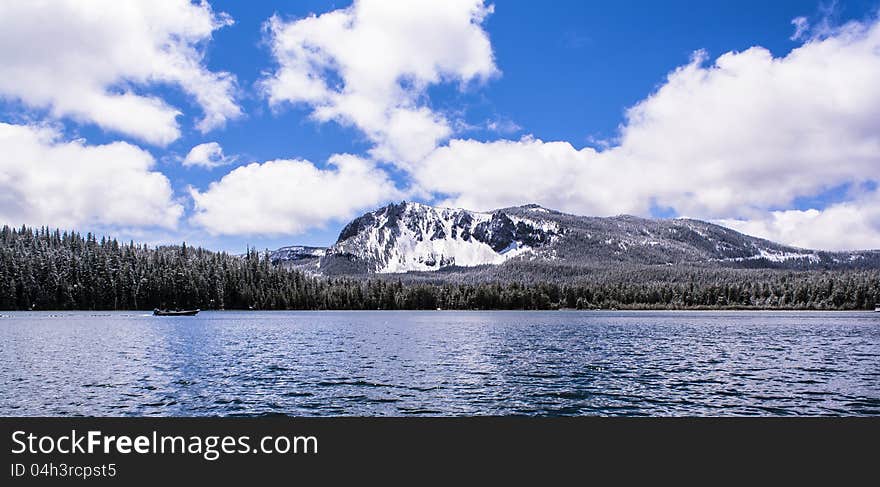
268 245 326 264
271 202 880 276
319 202 561 273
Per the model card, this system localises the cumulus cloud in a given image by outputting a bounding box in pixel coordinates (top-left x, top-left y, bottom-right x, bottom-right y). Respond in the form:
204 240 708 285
189 155 400 235
260 0 497 166
0 1 241 146
719 190 880 251
413 16 880 249
183 142 236 168
418 137 624 214
0 123 182 229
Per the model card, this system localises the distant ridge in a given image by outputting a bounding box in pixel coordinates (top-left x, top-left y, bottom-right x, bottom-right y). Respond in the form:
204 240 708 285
272 202 880 277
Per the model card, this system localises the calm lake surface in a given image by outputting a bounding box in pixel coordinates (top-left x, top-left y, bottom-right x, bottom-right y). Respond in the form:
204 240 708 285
1 310 878 416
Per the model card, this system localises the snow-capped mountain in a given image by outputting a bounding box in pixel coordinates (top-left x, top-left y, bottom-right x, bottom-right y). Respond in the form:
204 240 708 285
318 202 561 273
272 202 880 275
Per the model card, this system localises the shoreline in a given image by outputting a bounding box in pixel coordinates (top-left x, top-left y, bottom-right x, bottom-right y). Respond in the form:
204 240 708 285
2 307 877 313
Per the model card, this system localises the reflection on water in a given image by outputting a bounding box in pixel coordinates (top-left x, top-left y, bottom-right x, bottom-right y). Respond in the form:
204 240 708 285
1 310 878 416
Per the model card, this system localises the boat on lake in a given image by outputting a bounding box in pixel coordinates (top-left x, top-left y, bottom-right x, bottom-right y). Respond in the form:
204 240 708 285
875 304 880 312
153 308 200 316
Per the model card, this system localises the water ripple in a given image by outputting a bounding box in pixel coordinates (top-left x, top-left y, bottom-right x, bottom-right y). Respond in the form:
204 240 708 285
1 310 878 416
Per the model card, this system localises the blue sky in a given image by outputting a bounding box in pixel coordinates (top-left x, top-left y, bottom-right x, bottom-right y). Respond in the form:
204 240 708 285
1 0 880 251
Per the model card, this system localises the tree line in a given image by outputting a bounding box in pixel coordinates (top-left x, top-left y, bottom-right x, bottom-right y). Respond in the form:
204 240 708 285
1 225 878 311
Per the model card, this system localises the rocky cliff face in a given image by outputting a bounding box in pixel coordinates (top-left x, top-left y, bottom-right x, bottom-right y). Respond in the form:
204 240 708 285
317 202 561 274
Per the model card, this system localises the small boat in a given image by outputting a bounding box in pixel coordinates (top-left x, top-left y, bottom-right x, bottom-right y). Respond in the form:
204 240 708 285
875 304 880 312
153 308 200 316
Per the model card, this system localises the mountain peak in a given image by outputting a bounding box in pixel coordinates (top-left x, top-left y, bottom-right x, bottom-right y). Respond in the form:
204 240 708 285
274 202 880 276
319 201 563 273
496 203 561 215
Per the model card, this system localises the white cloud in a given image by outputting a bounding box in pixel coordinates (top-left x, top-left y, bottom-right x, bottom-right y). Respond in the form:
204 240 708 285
417 137 626 215
189 155 400 235
413 17 880 249
719 191 880 251
614 27 880 218
260 0 497 166
485 117 522 134
791 16 810 41
0 0 241 146
0 123 182 229
183 142 235 168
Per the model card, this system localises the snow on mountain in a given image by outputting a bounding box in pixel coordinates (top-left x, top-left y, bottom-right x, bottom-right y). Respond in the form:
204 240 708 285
724 248 821 264
318 202 561 273
270 202 880 275
269 245 326 264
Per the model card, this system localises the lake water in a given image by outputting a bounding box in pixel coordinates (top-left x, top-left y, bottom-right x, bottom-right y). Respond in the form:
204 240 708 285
1 310 878 416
